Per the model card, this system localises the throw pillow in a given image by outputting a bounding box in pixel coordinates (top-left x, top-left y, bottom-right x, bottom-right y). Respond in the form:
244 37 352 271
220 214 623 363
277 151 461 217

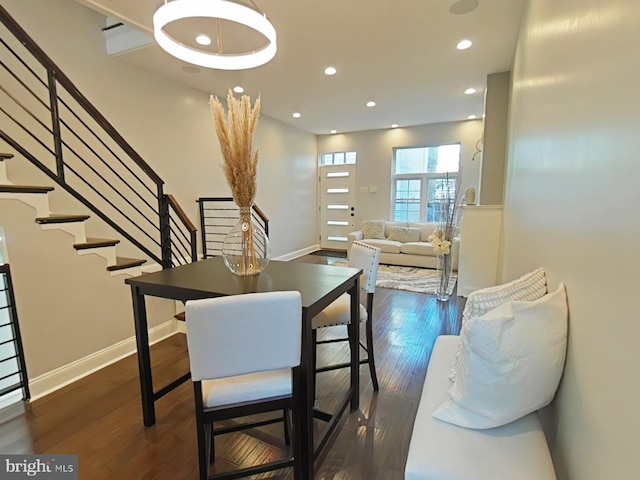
362 220 386 240
449 268 547 382
461 268 547 325
433 284 568 429
388 226 421 243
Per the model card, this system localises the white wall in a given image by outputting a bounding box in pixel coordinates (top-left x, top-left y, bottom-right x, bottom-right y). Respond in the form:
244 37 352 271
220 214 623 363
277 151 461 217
0 0 317 388
503 0 640 478
317 120 484 226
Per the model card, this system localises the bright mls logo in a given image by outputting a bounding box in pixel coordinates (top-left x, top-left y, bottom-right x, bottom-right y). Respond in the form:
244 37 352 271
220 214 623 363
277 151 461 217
0 455 77 479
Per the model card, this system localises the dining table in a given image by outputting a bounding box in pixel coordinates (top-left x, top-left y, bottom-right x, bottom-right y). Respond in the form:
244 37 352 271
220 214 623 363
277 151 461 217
124 257 361 479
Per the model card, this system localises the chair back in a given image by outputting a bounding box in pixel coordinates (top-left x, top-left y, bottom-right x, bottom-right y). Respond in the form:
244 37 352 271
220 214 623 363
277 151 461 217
185 291 302 382
349 241 381 295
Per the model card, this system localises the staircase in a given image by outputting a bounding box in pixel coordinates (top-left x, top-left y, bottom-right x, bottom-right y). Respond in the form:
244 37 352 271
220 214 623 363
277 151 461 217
1 152 147 276
0 6 197 275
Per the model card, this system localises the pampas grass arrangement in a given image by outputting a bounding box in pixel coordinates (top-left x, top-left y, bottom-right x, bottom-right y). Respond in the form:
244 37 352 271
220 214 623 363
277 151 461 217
209 90 267 275
209 90 261 208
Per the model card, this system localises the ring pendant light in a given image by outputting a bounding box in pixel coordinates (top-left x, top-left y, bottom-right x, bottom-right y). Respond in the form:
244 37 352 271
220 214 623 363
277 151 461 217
153 0 277 70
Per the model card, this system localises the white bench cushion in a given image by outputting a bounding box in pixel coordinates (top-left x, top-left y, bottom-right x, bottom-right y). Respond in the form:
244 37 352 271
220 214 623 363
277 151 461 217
404 335 556 480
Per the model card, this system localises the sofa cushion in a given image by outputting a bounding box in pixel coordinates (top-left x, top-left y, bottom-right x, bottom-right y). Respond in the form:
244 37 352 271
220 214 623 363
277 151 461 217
359 238 401 254
404 336 557 480
362 220 386 239
408 222 439 242
399 242 437 256
433 284 568 430
388 226 421 243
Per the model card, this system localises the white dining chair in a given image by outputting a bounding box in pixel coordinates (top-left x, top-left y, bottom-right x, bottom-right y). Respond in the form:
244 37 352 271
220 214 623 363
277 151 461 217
312 241 382 391
185 290 302 480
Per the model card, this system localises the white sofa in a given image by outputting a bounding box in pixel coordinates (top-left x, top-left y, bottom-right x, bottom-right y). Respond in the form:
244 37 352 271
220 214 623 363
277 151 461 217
404 335 556 480
347 221 459 270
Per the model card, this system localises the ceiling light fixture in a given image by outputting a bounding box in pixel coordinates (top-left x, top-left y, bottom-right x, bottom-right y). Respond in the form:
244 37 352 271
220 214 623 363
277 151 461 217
195 34 212 46
324 66 337 75
366 101 376 107
391 123 399 128
467 114 477 120
330 129 337 134
464 88 476 95
153 0 277 70
233 85 244 93
457 39 472 50
292 112 301 118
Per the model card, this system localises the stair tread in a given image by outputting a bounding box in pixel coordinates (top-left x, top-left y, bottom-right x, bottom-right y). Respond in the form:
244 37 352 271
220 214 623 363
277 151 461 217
36 214 90 224
0 184 54 194
74 237 121 250
107 257 146 271
0 153 14 161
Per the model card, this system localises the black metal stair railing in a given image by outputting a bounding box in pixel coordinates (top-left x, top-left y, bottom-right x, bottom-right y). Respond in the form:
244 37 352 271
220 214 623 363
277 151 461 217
0 263 29 403
198 197 269 258
0 6 196 268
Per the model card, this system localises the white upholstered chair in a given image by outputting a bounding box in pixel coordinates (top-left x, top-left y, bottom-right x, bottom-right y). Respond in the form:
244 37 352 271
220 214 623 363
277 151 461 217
312 241 382 391
185 291 302 480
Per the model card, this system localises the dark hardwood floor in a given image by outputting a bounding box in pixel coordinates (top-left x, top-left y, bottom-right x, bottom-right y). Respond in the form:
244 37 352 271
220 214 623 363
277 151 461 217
0 254 463 479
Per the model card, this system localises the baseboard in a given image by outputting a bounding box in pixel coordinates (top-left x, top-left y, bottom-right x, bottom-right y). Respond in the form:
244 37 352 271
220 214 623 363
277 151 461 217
28 319 180 401
274 244 320 261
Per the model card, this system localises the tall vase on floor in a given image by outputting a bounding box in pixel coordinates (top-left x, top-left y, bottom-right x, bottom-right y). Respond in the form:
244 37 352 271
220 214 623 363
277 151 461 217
436 253 453 301
222 206 270 276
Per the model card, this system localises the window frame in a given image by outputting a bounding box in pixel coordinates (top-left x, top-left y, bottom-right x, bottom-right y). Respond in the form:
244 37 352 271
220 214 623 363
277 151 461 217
391 144 461 223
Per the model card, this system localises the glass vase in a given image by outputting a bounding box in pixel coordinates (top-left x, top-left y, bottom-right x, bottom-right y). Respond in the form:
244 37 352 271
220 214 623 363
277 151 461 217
436 253 453 301
222 206 270 276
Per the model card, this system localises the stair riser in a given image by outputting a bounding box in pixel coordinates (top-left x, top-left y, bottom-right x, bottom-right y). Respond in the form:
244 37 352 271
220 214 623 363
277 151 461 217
0 192 50 217
40 222 87 244
77 246 117 266
0 162 8 184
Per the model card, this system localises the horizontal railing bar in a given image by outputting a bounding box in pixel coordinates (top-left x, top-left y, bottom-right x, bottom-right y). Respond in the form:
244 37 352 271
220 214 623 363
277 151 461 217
168 225 190 257
64 164 161 247
0 111 55 157
0 338 15 347
0 382 21 398
0 58 49 110
0 84 54 134
0 36 48 90
60 142 159 227
169 221 191 250
0 322 11 328
57 97 156 198
0 371 20 382
0 354 18 364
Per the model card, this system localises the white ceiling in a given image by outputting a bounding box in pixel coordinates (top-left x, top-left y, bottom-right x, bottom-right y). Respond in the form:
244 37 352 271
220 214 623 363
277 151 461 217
75 0 526 135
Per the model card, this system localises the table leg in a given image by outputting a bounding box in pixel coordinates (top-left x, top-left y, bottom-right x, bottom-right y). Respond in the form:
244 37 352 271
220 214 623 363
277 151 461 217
294 310 314 479
131 286 155 427
348 278 360 410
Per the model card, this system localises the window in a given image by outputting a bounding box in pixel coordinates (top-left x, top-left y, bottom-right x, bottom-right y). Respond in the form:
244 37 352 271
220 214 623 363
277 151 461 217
392 144 460 223
321 151 356 166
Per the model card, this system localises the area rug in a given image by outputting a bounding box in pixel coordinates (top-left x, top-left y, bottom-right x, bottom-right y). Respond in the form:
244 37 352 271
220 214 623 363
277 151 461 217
331 260 457 295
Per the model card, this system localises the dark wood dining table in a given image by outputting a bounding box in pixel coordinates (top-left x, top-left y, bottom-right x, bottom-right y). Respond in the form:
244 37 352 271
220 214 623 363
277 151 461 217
124 257 361 479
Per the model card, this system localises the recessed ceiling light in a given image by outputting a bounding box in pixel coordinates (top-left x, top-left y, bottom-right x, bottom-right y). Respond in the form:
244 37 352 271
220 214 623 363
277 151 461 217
450 0 479 15
467 114 477 120
195 34 212 46
457 39 473 50
366 101 376 107
233 86 244 93
391 123 399 128
330 129 337 134
292 112 301 118
324 66 337 75
464 88 476 95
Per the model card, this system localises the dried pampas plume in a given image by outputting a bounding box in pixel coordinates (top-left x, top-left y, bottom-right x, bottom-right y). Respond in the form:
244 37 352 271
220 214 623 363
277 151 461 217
209 90 261 208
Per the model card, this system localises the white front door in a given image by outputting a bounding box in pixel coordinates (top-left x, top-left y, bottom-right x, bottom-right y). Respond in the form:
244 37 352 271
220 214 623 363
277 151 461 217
319 164 356 250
